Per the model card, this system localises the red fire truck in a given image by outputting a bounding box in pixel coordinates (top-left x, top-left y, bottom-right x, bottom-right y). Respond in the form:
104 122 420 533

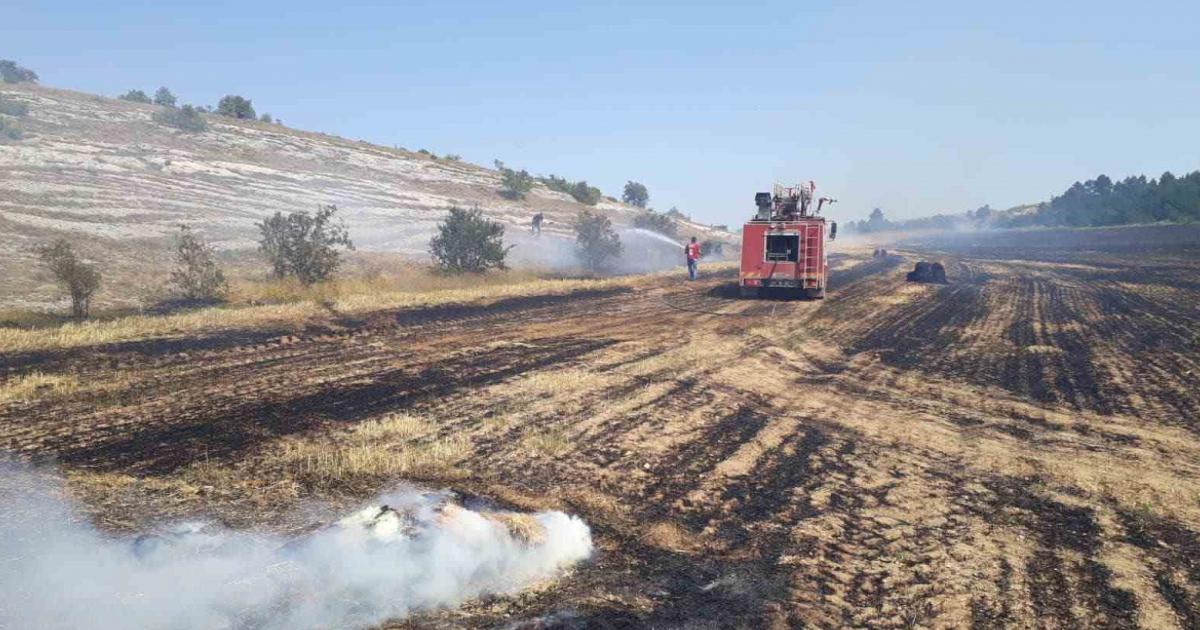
739 182 837 299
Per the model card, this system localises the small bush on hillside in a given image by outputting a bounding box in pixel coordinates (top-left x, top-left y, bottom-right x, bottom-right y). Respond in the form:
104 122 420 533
574 209 622 272
540 174 602 205
169 225 227 301
119 89 152 104
154 87 177 107
665 206 688 219
0 60 38 84
36 239 101 320
259 112 273 123
429 206 511 273
153 104 207 132
494 160 534 200
257 205 354 284
0 117 22 141
632 209 678 237
0 97 28 117
216 95 256 120
622 181 649 208
443 154 462 162
570 181 603 205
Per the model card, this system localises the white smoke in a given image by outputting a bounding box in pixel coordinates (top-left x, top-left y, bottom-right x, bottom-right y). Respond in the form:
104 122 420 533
0 466 593 630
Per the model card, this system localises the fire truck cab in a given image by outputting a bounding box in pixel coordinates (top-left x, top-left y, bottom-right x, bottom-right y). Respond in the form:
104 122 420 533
739 182 837 299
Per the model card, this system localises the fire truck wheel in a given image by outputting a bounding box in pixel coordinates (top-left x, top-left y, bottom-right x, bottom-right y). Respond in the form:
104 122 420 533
739 286 758 299
805 288 826 299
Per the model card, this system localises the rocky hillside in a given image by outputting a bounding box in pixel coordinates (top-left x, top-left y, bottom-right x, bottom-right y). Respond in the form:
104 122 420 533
0 82 726 309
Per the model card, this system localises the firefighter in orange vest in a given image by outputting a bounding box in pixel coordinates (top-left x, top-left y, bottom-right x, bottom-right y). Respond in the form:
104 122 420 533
685 237 701 280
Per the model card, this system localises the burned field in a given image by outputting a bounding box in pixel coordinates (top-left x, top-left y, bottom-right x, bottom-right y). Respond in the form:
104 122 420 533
2 226 1200 628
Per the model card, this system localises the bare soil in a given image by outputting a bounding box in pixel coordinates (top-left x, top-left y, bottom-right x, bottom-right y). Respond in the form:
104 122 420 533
2 225 1199 628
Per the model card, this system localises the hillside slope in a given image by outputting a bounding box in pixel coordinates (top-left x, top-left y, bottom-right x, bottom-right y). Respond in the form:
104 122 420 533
0 83 724 309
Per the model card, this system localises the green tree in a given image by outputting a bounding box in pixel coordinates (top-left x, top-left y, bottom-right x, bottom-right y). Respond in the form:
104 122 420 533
153 87 177 107
169 226 227 301
36 239 100 320
429 206 512 273
216 95 256 120
864 207 892 232
0 60 38 84
622 181 649 208
632 209 677 237
574 209 623 272
571 181 602 205
494 160 534 200
539 174 602 205
119 89 152 104
153 104 207 132
257 205 354 284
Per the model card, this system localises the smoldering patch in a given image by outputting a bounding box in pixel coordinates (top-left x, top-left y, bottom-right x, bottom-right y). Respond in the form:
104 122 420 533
0 466 593 630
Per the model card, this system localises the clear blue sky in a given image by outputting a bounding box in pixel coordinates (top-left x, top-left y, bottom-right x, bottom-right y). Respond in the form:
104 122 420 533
8 1 1199 226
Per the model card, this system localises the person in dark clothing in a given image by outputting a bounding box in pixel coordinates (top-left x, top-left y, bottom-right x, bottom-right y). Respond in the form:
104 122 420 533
531 212 544 235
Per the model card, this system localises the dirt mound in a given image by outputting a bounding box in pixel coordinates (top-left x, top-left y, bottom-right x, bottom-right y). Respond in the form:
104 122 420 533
906 260 948 283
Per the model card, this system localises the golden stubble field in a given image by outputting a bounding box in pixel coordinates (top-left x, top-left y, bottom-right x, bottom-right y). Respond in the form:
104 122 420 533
2 226 1199 629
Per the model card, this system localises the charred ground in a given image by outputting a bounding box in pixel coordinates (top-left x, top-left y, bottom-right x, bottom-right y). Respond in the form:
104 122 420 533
2 224 1199 628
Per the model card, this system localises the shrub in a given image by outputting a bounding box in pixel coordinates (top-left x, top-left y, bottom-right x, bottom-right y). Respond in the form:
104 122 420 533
153 104 207 132
429 206 511 273
216 95 256 120
0 60 38 84
119 89 151 103
443 154 462 162
0 97 28 117
169 226 227 301
36 240 100 320
622 181 649 208
632 209 678 237
257 205 354 284
539 174 601 205
700 240 723 257
0 117 22 141
665 206 688 219
494 161 533 200
570 181 603 205
574 209 622 272
153 87 177 107
259 112 273 123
